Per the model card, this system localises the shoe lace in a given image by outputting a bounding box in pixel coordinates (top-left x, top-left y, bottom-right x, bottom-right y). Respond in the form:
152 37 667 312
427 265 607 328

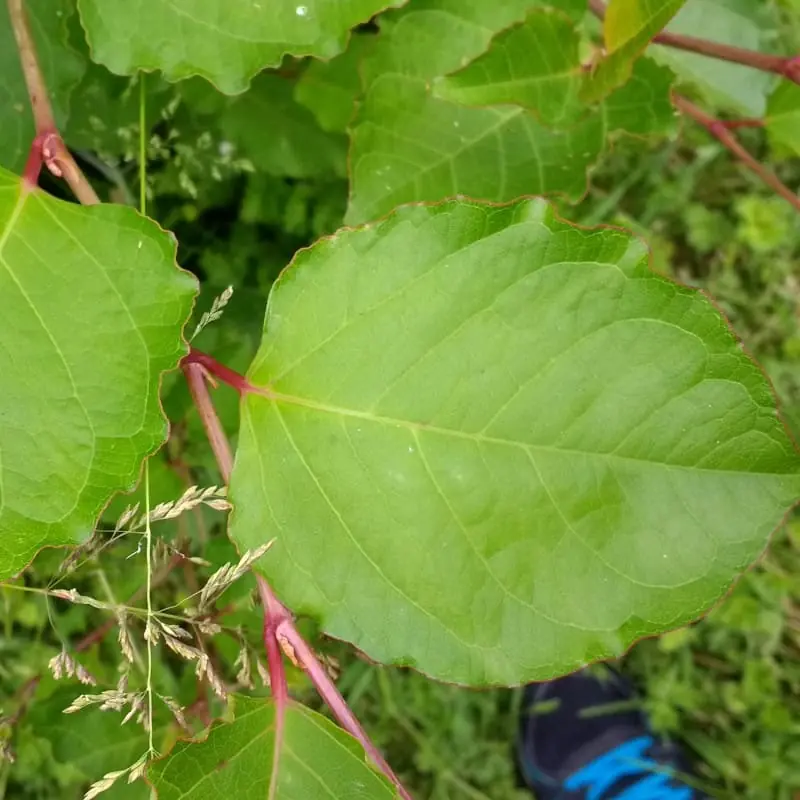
563 735 697 799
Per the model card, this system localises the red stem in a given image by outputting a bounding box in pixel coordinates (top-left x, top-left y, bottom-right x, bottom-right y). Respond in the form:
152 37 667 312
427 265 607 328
181 362 235 482
256 577 289 706
276 619 413 800
8 0 101 201
182 348 255 395
672 94 800 214
588 0 800 85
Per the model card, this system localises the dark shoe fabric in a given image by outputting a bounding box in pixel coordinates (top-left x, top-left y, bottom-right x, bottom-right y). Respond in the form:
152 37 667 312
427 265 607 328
516 669 707 800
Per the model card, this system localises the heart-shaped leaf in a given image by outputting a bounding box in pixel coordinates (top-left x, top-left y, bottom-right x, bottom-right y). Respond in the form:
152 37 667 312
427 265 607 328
229 198 800 685
0 169 196 578
648 0 779 117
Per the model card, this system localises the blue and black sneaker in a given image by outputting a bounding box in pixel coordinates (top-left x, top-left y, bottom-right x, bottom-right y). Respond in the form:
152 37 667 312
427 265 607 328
516 669 706 799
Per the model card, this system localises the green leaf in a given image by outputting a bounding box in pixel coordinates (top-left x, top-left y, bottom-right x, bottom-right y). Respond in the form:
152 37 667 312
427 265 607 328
221 74 347 179
346 73 604 224
0 0 85 171
433 9 585 127
362 0 584 88
766 81 800 157
600 56 677 135
295 35 374 133
148 696 395 798
648 0 779 116
585 0 687 101
230 198 800 685
0 170 196 579
434 11 677 132
347 58 675 225
76 0 406 95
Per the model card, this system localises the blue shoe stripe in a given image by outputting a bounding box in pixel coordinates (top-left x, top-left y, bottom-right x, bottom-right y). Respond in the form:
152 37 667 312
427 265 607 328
564 735 693 800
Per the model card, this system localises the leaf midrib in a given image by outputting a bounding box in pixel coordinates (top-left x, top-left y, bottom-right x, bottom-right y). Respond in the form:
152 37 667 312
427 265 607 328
252 389 797 478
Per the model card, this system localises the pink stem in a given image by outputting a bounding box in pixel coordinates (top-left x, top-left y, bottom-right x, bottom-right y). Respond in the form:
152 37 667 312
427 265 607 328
183 348 256 395
8 0 100 202
181 362 234 482
276 619 413 800
672 94 800 215
257 577 289 707
7 0 55 133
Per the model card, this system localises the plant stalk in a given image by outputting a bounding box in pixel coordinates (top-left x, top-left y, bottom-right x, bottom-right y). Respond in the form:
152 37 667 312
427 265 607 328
183 348 255 395
588 0 800 84
182 362 235 483
7 0 100 201
672 94 800 214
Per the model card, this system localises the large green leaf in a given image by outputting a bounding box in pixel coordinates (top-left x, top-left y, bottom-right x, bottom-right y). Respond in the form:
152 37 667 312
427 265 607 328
221 74 347 178
76 0 406 95
229 199 800 685
585 0 687 100
766 81 800 157
0 170 196 579
148 696 395 798
0 0 85 171
648 0 779 116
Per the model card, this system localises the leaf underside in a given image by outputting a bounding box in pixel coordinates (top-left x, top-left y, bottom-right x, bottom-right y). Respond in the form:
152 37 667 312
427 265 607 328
0 169 196 579
230 198 800 685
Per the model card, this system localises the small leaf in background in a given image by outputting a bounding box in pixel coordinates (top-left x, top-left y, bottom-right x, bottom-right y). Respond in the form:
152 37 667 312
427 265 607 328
148 696 395 799
347 73 604 224
765 80 800 157
649 0 779 116
600 57 677 135
221 74 347 179
230 198 800 685
585 0 687 100
295 34 374 133
76 0 406 94
347 0 677 223
0 169 197 579
347 58 675 225
434 9 586 127
0 0 85 171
